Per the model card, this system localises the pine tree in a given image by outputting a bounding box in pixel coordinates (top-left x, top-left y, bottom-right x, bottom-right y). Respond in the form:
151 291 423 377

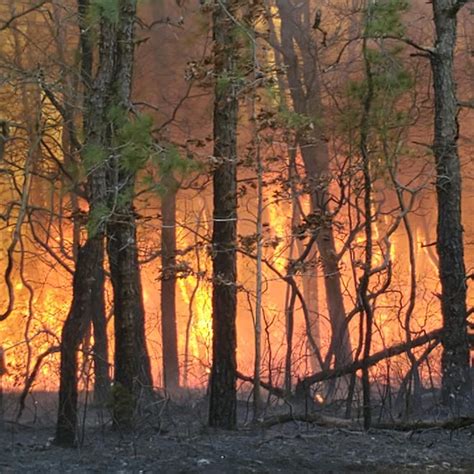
208 0 240 429
430 0 472 410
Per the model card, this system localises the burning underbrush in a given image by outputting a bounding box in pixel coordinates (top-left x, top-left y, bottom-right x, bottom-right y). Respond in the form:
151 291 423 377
0 182 472 424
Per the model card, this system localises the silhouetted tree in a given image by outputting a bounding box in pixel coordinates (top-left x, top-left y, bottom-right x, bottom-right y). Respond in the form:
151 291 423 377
430 0 472 410
160 174 180 394
208 0 240 429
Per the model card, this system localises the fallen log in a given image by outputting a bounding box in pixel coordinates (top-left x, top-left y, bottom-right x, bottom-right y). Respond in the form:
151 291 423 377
260 413 357 429
237 329 443 399
260 412 354 429
297 328 442 391
373 417 474 432
261 414 474 432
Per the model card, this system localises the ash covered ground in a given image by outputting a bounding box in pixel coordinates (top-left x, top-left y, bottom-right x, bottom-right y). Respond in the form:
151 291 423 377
1 392 473 473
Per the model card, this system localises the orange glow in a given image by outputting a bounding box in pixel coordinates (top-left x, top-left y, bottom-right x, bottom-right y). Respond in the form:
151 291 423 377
0 185 461 395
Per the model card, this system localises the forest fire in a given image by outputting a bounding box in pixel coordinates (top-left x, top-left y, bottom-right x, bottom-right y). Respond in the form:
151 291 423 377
0 1 473 470
0 196 451 391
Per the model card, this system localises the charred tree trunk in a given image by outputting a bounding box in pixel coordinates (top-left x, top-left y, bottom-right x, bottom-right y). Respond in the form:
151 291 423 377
56 239 103 446
431 0 472 410
359 28 375 431
55 0 109 445
80 0 110 408
108 211 153 425
90 262 109 405
57 0 153 436
160 178 179 394
105 0 153 428
208 0 239 429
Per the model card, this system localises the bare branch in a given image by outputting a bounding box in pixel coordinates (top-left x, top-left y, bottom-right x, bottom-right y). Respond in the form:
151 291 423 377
458 99 474 109
380 35 434 56
0 1 48 32
16 346 60 421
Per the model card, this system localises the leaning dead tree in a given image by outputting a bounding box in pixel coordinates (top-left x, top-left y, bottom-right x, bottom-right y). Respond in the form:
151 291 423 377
237 328 443 401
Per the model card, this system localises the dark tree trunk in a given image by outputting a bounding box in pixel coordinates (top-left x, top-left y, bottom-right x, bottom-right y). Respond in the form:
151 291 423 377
56 0 152 437
84 10 110 407
77 0 111 408
105 0 153 428
276 0 353 368
108 212 153 426
431 0 472 410
90 266 109 405
359 29 375 431
208 0 239 429
55 0 109 445
56 238 103 446
160 178 179 394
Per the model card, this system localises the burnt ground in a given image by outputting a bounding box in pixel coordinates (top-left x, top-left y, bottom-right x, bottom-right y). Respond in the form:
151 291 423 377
1 392 473 473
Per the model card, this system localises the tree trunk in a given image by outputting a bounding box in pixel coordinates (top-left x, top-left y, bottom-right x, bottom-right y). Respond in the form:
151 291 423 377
160 179 179 394
276 0 353 368
299 241 320 372
359 28 375 431
55 0 108 445
90 261 109 406
55 238 102 446
83 10 111 407
431 0 472 410
208 0 239 429
101 0 153 428
108 212 153 426
254 141 263 417
62 0 152 432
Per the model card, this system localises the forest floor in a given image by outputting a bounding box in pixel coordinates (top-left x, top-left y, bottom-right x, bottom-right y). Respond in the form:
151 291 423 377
0 391 473 473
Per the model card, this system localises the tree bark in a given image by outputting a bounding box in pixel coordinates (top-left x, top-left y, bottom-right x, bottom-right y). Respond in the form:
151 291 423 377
208 0 239 429
82 0 110 407
431 0 472 410
56 239 103 446
358 27 375 430
57 0 153 435
55 0 109 445
160 178 179 394
91 271 109 406
104 0 153 428
108 212 153 423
